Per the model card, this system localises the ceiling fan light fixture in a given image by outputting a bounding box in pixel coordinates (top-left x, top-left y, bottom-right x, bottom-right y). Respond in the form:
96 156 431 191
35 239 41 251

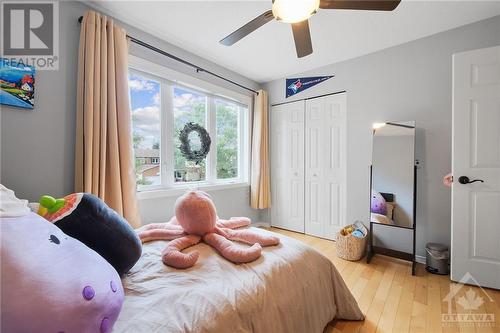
272 0 320 23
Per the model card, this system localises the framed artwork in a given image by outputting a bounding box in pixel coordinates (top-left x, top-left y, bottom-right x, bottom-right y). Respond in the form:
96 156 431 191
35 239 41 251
0 58 35 109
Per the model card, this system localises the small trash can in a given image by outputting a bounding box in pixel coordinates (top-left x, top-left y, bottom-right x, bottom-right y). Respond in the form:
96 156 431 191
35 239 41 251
425 242 449 275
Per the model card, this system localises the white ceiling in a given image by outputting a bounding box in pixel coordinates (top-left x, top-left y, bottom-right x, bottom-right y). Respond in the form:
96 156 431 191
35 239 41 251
91 1 500 83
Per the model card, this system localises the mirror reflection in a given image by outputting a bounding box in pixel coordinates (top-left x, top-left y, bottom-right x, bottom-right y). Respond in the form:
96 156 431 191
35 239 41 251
371 121 416 228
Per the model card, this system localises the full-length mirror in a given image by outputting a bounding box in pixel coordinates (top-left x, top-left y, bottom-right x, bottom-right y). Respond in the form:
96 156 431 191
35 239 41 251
370 121 416 228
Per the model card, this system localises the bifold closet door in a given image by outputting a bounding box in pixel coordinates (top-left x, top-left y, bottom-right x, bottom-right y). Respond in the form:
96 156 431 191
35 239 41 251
270 101 305 232
305 93 347 240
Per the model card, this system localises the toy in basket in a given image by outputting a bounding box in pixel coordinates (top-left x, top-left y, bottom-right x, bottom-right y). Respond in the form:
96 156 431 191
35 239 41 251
336 221 368 261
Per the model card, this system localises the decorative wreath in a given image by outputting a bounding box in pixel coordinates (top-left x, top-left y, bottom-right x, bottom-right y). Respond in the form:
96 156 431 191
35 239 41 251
179 122 211 164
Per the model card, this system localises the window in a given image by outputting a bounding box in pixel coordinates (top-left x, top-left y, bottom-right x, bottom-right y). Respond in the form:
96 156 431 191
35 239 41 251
129 64 249 192
215 99 241 179
173 87 207 183
129 73 161 187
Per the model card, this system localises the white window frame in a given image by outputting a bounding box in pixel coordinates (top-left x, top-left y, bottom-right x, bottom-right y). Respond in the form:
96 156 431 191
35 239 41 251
129 56 251 199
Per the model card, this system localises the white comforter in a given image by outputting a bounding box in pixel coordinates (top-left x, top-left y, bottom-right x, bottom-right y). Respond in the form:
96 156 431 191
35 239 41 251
114 227 363 333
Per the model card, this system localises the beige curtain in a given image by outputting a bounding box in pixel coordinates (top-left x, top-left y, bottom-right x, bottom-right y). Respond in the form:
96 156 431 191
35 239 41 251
75 11 141 228
250 90 271 209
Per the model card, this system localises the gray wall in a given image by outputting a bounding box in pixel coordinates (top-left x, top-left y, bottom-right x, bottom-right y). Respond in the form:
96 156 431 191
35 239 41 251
1 1 84 200
0 1 262 224
372 135 414 228
264 15 500 256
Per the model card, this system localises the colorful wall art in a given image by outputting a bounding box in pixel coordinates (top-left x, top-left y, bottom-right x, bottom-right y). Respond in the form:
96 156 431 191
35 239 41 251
0 58 35 109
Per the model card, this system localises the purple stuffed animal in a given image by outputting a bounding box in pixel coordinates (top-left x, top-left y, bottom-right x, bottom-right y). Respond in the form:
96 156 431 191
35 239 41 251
371 190 387 215
0 212 124 333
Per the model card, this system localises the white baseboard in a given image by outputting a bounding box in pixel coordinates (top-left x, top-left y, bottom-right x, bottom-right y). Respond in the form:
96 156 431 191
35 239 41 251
416 255 426 265
251 221 271 228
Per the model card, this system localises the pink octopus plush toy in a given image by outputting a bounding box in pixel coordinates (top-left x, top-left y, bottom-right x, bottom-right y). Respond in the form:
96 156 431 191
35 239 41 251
138 191 280 269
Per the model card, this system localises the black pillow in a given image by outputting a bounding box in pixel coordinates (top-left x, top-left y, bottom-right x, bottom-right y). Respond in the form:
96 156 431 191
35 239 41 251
49 193 142 275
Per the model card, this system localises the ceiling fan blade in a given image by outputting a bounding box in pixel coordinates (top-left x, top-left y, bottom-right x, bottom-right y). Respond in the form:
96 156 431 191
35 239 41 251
220 10 274 46
319 0 401 11
291 20 313 58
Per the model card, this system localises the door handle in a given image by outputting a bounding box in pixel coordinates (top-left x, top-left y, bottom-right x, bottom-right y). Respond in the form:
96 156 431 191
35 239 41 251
458 176 484 184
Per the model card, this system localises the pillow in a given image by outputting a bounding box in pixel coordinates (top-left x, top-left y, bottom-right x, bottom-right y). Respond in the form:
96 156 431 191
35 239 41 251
41 193 142 275
0 184 30 217
385 202 395 220
1 212 124 333
371 190 387 215
370 212 394 225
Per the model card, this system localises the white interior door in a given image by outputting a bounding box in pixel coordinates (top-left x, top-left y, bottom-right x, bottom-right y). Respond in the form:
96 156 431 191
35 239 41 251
270 101 305 232
305 93 347 239
452 45 500 290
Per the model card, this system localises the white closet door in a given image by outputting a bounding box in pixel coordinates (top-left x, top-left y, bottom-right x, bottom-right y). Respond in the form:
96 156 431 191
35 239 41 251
270 101 305 232
305 93 347 239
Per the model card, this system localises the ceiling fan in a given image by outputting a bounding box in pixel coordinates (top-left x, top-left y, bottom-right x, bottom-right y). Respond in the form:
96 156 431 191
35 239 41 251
220 0 401 58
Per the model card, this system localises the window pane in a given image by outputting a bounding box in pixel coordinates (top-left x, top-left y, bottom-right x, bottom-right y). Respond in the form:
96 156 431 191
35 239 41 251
215 99 239 179
173 87 207 183
129 73 161 187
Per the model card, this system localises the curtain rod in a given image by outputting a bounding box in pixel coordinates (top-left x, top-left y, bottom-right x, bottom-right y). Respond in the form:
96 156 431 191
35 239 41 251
77 16 259 95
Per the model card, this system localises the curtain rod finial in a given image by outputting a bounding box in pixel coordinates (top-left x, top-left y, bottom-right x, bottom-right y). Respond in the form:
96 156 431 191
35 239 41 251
78 16 83 23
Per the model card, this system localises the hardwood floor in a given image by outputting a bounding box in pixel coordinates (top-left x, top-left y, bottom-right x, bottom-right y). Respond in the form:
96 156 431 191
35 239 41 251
267 227 500 333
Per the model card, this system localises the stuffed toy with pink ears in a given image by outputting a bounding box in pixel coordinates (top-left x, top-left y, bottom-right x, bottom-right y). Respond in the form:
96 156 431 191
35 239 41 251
137 191 280 269
371 190 387 215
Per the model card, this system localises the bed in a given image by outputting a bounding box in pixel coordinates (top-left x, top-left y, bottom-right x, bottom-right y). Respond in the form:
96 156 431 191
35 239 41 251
114 227 363 333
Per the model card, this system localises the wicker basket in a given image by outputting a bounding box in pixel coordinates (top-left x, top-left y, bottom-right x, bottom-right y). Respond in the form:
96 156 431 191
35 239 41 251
336 222 368 261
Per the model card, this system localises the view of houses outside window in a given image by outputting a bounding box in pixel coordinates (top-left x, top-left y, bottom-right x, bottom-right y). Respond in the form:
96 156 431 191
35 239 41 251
129 73 161 186
129 69 247 191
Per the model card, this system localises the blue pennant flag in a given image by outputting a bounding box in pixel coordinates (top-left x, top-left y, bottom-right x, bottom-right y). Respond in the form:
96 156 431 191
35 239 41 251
286 75 334 98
